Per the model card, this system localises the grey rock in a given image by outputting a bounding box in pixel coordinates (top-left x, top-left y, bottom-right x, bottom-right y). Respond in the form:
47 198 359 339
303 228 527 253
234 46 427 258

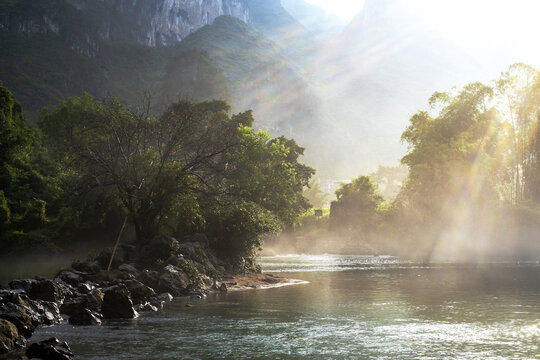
68 308 102 326
101 285 138 319
135 302 158 312
28 279 63 302
28 300 62 326
0 303 35 338
26 337 73 360
61 288 103 316
139 269 160 290
158 265 189 296
8 279 35 293
123 280 156 304
72 260 101 274
77 282 94 294
118 264 138 275
56 271 82 287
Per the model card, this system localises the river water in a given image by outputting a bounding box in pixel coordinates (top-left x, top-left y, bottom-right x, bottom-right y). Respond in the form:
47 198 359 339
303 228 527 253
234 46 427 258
31 255 540 359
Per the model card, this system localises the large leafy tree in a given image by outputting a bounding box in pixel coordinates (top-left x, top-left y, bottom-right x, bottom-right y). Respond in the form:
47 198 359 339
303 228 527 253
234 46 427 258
0 83 63 253
202 127 314 259
40 94 314 259
496 64 540 203
40 95 249 246
399 82 499 221
329 175 383 230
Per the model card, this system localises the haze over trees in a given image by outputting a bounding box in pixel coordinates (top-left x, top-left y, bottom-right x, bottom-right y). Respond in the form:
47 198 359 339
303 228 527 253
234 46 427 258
1 84 314 263
279 64 540 260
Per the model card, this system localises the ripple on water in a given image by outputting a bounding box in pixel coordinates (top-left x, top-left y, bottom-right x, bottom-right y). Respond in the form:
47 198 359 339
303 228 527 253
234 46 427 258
30 254 540 359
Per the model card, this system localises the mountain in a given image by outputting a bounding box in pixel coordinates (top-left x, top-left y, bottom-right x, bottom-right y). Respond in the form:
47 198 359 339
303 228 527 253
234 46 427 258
162 15 321 135
304 0 482 177
1 0 490 181
0 0 251 46
0 0 252 119
0 0 318 123
280 0 345 39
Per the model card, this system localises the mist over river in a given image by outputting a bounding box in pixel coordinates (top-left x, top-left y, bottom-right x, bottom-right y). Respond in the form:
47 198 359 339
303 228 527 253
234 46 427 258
30 255 540 359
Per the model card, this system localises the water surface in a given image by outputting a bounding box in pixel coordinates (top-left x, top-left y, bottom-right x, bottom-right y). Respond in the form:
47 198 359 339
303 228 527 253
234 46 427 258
31 255 540 359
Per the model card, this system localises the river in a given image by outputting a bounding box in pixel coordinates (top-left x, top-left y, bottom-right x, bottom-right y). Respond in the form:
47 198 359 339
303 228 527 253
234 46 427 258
30 254 540 359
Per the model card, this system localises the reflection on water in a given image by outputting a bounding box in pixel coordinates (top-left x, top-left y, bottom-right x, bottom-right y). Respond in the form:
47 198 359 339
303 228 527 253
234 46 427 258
31 255 540 359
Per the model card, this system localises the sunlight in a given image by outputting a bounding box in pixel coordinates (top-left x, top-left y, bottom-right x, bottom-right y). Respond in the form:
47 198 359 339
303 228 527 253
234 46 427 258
304 0 365 21
412 0 540 68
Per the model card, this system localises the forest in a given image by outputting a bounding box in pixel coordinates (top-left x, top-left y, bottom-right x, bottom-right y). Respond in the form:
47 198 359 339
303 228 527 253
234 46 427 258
0 84 313 266
275 63 540 260
1 63 540 265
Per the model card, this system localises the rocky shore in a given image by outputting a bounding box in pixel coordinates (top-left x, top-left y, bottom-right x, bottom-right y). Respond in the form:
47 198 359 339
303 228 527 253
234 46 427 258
0 234 291 359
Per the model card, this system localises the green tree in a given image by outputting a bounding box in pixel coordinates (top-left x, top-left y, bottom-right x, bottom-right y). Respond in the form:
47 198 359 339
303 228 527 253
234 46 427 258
0 83 63 254
399 82 498 221
40 94 314 261
329 175 383 230
203 127 314 260
40 95 249 247
496 63 540 203
303 177 329 208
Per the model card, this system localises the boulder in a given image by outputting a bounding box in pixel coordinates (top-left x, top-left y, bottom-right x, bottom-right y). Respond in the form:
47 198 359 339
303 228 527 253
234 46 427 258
68 308 102 326
0 319 18 354
139 269 160 290
101 285 138 319
52 279 76 300
181 233 209 247
123 280 156 305
118 264 138 275
139 235 180 266
77 282 94 294
86 288 104 312
149 293 173 310
177 239 218 275
0 303 35 338
26 337 73 360
60 287 103 317
135 302 158 312
56 271 83 287
8 279 35 293
71 260 101 274
0 289 31 308
28 300 62 326
28 278 63 302
157 265 190 296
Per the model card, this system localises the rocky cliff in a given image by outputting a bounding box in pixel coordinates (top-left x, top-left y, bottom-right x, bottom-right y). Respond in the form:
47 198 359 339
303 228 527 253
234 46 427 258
105 0 251 46
0 0 251 47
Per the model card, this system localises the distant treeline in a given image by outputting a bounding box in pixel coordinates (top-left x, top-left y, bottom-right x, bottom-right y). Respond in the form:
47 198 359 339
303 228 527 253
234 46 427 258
277 64 540 260
0 84 313 265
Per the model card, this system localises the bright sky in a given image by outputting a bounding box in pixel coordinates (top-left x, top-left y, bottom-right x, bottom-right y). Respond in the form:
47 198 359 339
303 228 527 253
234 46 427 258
304 0 365 21
304 0 540 74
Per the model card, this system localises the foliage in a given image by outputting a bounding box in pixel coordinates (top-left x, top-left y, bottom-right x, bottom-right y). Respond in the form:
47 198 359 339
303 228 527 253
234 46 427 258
495 64 540 203
369 165 408 201
0 83 65 254
303 177 329 208
399 82 498 220
329 176 384 231
38 93 313 261
202 128 314 260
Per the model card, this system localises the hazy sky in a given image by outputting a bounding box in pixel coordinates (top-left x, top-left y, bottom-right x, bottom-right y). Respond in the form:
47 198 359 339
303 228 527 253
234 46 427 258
304 0 540 77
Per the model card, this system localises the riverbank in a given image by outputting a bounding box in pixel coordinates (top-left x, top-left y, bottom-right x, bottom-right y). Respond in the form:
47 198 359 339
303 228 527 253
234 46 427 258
224 273 309 291
0 235 301 359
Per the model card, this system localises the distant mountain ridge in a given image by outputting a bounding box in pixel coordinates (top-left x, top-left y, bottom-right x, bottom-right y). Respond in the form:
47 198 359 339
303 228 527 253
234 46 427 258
0 0 251 47
1 0 492 180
